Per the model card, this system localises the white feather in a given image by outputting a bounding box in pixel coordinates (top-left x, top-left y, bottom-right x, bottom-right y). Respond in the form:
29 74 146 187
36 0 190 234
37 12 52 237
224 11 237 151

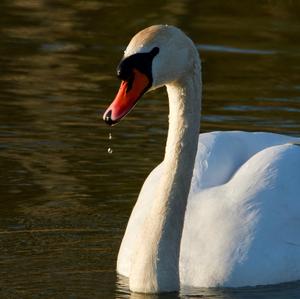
114 25 300 293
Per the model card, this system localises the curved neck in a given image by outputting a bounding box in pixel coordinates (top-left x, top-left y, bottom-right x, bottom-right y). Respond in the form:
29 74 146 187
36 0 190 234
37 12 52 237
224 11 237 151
130 59 202 293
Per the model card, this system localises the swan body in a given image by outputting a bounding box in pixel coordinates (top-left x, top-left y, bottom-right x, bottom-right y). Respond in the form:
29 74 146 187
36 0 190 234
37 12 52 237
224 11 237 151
103 25 300 293
118 131 300 288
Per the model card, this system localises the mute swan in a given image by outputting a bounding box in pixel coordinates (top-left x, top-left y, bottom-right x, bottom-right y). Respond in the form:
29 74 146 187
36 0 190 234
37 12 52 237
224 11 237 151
103 25 300 293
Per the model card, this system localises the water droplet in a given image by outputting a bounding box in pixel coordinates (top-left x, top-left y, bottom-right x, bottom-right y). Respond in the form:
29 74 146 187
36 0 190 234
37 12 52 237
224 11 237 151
108 147 113 154
109 133 112 140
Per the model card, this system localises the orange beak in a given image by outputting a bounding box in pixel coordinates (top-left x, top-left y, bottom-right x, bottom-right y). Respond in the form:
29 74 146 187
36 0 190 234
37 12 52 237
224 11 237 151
103 69 150 125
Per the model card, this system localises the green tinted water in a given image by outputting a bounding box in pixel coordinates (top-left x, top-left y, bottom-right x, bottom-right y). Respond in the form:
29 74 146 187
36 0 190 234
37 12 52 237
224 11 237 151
0 1 300 298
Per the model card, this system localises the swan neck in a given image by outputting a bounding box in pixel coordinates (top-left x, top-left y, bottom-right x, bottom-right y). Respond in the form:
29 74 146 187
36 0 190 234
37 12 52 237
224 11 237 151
165 76 201 167
129 61 201 293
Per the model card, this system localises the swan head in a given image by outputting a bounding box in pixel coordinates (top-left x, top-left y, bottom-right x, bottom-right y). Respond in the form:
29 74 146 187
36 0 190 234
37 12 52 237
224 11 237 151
103 25 199 125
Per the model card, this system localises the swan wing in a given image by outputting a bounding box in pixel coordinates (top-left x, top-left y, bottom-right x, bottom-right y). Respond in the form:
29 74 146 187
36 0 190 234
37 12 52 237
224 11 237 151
181 143 300 287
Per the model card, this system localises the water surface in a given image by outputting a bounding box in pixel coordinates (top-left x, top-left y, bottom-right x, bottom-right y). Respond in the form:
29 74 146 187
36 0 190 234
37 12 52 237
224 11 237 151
1 0 300 298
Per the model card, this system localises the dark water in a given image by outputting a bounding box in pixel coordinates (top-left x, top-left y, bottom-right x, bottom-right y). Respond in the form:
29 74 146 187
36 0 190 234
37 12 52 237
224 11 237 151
1 1 300 298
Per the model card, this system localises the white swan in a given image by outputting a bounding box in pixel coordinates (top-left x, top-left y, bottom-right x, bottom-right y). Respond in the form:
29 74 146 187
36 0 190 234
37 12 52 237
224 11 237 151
103 25 300 294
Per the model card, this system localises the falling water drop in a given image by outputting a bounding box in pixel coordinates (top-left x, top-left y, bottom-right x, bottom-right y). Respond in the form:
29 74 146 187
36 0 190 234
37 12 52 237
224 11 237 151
107 131 113 154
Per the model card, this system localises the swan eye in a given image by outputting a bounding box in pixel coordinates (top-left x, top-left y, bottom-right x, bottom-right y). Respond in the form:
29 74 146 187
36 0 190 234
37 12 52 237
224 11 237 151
117 47 160 84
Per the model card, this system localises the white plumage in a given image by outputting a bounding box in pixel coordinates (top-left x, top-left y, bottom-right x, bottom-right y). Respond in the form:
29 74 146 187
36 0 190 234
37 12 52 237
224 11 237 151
106 25 300 293
118 131 300 288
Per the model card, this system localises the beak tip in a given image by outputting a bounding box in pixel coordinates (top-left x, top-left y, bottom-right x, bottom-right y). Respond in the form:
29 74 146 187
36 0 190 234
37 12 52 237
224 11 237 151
103 110 117 126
